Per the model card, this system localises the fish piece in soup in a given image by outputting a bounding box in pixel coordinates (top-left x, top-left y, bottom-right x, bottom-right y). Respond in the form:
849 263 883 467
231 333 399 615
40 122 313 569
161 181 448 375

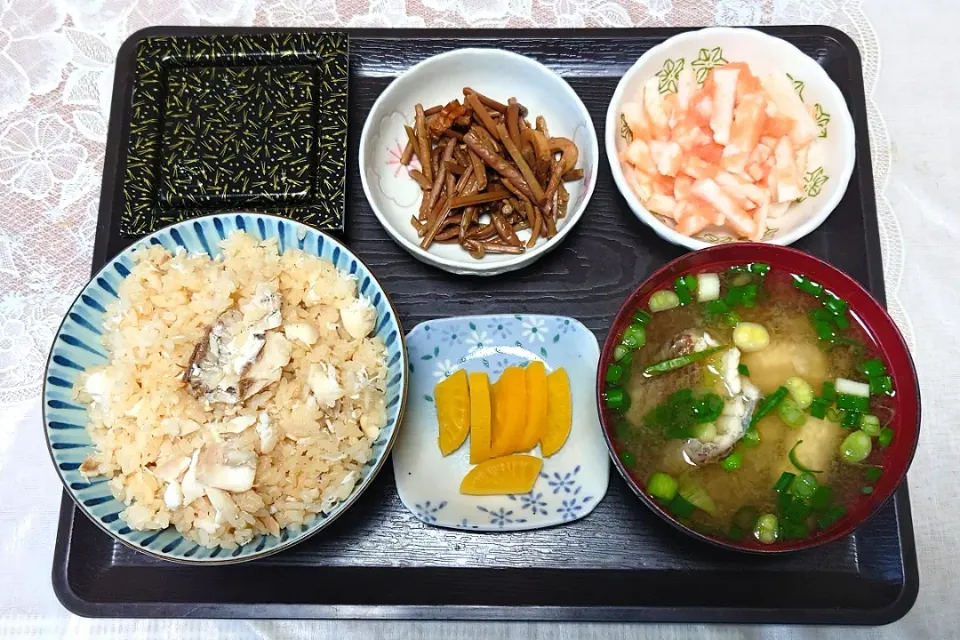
683 378 760 465
668 328 719 356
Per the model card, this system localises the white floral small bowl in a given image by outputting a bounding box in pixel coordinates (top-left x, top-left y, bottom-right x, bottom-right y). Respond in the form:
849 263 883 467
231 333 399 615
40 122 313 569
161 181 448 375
605 27 856 250
359 48 599 276
391 314 610 531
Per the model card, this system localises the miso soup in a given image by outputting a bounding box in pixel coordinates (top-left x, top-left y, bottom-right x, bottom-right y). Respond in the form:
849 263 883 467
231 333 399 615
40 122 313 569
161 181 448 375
604 264 896 545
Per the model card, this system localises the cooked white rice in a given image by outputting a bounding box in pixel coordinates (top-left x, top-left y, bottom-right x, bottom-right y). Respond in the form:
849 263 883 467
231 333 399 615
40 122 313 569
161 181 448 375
75 231 388 548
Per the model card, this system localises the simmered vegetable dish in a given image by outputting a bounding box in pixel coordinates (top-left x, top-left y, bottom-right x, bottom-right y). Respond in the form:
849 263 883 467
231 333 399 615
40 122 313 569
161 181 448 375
605 265 896 545
402 90 584 258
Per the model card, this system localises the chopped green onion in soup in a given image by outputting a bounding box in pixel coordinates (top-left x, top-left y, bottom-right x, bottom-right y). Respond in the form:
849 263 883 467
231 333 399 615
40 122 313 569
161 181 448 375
610 265 893 544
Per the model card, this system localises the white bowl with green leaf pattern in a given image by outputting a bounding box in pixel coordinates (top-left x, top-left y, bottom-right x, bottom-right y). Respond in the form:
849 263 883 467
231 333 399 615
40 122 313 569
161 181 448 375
605 27 855 250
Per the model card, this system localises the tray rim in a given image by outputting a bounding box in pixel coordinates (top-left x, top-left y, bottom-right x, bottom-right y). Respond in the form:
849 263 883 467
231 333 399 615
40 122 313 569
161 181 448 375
56 24 919 625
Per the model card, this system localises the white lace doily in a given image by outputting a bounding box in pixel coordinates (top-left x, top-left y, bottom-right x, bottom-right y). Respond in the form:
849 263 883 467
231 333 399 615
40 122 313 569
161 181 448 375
0 0 910 406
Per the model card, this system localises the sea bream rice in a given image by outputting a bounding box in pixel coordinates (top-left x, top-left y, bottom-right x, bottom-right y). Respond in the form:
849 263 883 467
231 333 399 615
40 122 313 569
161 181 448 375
75 231 388 548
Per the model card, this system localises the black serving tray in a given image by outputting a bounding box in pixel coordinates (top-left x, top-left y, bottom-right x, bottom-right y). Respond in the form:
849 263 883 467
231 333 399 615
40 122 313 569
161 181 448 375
53 26 918 624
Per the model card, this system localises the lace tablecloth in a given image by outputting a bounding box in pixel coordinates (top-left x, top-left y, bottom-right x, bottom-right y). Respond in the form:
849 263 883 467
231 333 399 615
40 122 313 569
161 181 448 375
1 0 955 637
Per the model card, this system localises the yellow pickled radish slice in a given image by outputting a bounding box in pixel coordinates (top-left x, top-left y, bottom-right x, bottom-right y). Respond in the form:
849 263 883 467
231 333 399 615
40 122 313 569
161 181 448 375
489 366 526 458
541 368 572 457
435 369 470 456
459 454 543 496
468 372 492 464
517 361 548 452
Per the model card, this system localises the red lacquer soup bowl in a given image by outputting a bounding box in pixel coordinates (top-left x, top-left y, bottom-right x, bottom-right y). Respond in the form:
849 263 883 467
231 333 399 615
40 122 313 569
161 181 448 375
597 243 920 553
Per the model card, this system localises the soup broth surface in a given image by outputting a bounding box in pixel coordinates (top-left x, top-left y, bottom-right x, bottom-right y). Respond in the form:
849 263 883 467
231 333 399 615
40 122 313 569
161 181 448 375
612 268 891 543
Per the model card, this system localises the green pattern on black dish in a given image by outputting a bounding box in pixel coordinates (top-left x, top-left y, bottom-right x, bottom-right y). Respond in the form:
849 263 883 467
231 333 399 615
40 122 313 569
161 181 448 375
121 32 348 236
160 66 316 208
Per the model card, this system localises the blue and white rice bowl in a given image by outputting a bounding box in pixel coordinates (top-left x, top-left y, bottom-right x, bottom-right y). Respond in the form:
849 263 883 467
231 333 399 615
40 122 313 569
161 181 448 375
43 213 407 564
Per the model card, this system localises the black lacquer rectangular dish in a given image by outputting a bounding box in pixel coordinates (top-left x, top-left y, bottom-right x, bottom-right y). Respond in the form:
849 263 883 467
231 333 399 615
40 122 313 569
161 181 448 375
54 26 918 624
120 31 348 235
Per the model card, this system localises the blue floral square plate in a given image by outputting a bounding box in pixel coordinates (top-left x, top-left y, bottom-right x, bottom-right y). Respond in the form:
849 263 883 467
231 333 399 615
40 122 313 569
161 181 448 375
392 314 609 531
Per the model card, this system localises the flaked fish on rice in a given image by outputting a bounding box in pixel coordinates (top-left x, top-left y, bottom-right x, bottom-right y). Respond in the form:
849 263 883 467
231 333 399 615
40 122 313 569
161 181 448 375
183 282 287 405
74 231 388 549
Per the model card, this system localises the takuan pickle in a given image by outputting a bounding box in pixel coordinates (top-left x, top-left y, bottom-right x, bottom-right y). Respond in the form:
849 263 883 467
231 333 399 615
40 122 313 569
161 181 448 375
434 363 573 496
